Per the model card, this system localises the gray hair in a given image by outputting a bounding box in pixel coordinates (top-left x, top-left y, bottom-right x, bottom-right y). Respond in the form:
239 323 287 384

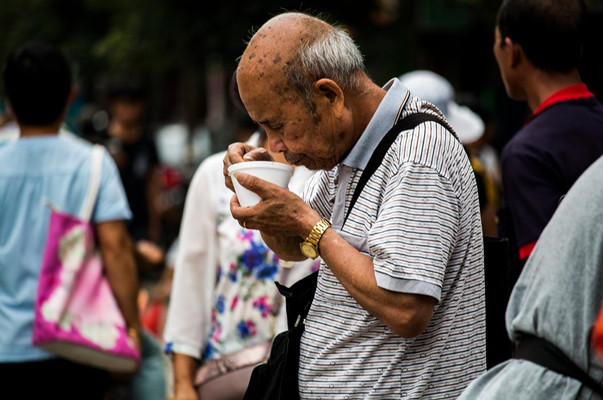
285 25 366 115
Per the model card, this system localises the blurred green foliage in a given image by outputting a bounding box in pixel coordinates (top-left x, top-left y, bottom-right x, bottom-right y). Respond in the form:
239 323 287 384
0 0 503 84
0 0 374 78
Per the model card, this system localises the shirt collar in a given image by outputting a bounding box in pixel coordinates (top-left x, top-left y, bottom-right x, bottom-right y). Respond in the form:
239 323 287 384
530 83 594 120
341 78 410 169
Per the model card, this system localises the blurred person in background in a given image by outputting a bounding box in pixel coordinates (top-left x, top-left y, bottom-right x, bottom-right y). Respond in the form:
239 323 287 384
399 70 499 237
81 78 167 296
457 154 603 399
83 82 169 400
106 79 162 243
163 75 319 400
80 78 168 400
493 0 603 288
0 42 140 399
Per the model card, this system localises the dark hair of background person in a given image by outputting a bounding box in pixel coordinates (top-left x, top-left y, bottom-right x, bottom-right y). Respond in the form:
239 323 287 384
107 77 149 103
2 42 72 126
496 0 586 73
228 70 257 132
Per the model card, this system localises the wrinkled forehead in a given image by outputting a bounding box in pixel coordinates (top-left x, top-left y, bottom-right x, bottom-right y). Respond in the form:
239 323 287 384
237 52 297 112
238 22 298 84
237 15 328 110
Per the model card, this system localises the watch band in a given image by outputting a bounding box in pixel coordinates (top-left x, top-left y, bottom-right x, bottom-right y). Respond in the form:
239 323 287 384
301 217 331 258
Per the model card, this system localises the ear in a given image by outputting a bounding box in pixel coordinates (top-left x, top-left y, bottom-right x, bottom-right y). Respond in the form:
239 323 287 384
506 37 522 69
312 79 345 118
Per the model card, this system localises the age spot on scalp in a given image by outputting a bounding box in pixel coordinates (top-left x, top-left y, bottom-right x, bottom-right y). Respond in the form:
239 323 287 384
248 53 256 60
273 54 282 64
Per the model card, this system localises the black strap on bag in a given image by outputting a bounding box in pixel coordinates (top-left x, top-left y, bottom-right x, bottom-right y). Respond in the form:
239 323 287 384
344 112 454 225
516 334 603 397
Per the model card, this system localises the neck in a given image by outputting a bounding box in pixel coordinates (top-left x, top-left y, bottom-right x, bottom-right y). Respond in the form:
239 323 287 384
19 122 62 137
349 80 387 143
524 68 582 112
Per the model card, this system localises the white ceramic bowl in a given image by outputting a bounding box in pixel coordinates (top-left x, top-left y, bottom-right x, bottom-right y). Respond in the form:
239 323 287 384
227 161 293 207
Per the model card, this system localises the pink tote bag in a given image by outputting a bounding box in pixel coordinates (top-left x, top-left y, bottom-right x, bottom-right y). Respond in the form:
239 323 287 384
32 145 140 373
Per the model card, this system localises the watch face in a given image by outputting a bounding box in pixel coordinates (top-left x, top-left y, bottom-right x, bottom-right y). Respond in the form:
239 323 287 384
300 242 318 259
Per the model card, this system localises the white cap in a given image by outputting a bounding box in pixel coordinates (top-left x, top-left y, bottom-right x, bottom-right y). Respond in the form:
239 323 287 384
399 70 484 144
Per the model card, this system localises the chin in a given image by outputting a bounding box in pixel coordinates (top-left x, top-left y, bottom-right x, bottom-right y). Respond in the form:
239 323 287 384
304 159 337 171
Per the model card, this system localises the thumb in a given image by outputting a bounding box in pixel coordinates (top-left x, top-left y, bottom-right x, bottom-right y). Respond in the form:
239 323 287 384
232 172 272 198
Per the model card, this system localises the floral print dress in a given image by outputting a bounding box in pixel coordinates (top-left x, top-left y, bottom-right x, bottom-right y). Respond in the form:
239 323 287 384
163 135 319 363
203 225 289 360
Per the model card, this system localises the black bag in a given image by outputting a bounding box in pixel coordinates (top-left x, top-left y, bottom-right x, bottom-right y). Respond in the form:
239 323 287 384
243 271 317 400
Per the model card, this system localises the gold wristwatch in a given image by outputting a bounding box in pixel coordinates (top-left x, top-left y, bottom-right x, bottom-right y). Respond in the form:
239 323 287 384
299 218 331 259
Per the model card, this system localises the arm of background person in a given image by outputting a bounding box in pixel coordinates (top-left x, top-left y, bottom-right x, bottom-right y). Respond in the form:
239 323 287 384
96 220 141 339
172 353 199 400
164 156 221 399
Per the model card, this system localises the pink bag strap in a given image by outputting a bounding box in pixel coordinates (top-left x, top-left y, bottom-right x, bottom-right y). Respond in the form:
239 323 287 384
79 145 105 221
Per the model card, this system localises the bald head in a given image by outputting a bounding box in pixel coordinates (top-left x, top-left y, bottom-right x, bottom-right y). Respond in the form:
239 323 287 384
242 12 331 69
238 12 366 110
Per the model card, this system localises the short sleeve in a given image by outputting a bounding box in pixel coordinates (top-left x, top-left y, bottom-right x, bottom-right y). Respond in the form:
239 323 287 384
163 154 221 359
92 151 132 223
369 163 459 302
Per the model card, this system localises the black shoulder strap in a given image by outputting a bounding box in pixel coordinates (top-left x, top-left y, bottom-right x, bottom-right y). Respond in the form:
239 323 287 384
516 334 603 397
343 112 453 225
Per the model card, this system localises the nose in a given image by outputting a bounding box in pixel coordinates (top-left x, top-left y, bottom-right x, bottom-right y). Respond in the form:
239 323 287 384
266 132 287 153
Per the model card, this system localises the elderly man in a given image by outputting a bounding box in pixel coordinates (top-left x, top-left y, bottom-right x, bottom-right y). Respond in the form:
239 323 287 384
224 12 485 399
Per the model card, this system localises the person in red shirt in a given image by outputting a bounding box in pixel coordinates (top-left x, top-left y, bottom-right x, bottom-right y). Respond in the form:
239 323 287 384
494 0 603 288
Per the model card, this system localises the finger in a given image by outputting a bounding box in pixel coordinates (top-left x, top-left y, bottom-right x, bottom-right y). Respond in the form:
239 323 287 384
223 143 257 191
243 147 273 161
229 193 251 221
226 142 251 164
224 167 235 192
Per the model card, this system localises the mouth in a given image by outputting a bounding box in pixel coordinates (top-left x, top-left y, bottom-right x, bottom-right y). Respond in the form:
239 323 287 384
285 153 305 166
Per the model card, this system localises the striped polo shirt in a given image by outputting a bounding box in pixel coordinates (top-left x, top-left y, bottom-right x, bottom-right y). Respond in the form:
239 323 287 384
298 78 486 399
